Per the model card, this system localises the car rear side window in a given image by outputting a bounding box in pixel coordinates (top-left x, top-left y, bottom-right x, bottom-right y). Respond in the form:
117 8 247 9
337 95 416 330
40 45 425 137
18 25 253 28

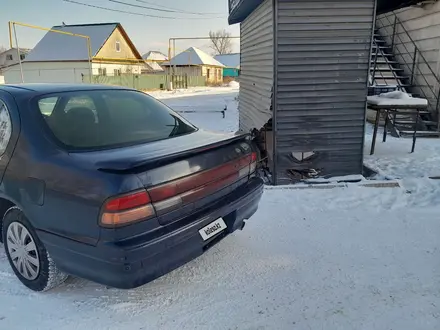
38 97 58 116
36 90 197 150
0 100 12 156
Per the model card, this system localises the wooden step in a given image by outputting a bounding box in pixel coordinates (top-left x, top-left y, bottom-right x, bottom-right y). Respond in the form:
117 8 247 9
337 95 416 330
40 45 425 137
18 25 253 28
371 67 404 72
371 60 398 65
423 121 438 126
371 52 393 57
392 110 431 114
373 75 409 79
400 130 440 137
393 120 434 125
394 120 417 124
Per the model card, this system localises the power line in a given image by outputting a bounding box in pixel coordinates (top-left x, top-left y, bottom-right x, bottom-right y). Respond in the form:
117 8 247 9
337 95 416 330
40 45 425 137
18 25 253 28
63 0 226 20
135 0 223 15
109 0 221 16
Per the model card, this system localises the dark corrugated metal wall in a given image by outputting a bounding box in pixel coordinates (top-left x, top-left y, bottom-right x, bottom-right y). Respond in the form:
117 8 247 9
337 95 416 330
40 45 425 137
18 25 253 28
239 0 273 133
274 0 376 184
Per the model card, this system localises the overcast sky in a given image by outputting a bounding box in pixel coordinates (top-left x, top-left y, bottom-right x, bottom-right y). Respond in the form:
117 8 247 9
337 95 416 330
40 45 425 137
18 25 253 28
1 0 240 56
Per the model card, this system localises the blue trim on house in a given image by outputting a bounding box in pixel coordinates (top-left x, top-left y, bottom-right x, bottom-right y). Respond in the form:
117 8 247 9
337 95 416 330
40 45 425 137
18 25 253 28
228 0 422 24
223 68 240 77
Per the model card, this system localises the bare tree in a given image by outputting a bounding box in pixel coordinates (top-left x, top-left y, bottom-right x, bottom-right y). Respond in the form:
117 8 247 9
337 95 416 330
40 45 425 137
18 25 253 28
209 30 233 55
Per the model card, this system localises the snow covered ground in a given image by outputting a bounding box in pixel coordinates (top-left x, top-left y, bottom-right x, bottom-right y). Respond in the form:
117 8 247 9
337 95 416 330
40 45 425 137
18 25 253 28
0 87 439 330
364 124 440 179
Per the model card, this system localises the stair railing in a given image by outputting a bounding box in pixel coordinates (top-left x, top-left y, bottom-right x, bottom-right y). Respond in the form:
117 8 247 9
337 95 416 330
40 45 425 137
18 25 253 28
376 12 440 130
371 37 406 90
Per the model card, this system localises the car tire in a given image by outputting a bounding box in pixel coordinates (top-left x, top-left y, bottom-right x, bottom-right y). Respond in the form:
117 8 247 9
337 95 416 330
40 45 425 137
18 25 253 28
2 207 68 292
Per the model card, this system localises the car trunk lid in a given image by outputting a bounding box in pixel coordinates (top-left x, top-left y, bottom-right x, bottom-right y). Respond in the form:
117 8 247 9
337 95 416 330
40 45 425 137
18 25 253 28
70 130 257 226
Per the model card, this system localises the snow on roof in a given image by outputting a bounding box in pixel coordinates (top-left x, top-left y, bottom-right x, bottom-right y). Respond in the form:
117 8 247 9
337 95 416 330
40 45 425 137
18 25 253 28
214 53 240 69
367 91 428 107
144 61 164 72
143 51 168 61
24 23 119 62
164 47 225 67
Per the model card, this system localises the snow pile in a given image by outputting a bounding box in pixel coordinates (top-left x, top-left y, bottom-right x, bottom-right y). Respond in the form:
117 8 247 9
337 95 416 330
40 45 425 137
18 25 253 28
147 86 239 100
364 124 440 178
228 80 239 88
367 91 428 106
302 174 365 184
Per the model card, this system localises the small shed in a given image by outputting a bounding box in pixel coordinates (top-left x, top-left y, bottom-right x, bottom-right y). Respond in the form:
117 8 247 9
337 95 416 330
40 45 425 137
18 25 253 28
228 0 419 185
163 47 224 84
214 53 240 78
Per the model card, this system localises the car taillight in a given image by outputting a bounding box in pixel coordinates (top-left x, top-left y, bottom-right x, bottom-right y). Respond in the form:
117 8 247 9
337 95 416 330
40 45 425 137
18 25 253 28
250 152 257 174
100 152 258 226
100 190 155 227
150 153 255 215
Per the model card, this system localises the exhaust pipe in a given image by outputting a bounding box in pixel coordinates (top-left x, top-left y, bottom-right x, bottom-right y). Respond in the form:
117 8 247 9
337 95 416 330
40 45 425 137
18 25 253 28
240 221 246 231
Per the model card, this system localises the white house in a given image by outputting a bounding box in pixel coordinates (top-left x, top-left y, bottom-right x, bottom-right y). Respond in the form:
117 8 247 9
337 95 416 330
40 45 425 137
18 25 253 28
3 23 150 84
141 51 167 73
143 51 168 62
0 48 31 74
163 47 225 84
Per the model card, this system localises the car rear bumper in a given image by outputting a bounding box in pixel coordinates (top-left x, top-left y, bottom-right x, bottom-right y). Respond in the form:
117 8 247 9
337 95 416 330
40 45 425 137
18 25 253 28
38 177 264 289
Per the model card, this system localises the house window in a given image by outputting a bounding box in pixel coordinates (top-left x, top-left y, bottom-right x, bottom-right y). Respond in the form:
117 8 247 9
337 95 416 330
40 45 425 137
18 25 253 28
114 69 121 76
98 68 107 76
207 69 210 79
6 55 13 61
20 54 25 60
115 41 121 52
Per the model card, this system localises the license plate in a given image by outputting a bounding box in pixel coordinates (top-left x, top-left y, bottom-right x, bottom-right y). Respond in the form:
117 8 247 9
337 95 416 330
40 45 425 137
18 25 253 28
199 218 227 241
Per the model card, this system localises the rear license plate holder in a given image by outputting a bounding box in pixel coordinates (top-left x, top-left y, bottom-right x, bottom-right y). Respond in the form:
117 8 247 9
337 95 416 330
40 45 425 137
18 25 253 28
199 218 227 241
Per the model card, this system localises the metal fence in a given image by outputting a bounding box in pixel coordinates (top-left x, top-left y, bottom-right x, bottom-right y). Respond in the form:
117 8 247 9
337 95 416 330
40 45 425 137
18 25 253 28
82 74 207 90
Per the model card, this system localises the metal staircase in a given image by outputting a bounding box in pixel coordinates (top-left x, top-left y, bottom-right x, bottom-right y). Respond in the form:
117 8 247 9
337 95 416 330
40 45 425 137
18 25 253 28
369 13 440 138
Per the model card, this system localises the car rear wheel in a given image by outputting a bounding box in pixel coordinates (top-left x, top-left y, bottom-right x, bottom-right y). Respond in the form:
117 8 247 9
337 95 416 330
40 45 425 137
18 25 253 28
2 207 68 291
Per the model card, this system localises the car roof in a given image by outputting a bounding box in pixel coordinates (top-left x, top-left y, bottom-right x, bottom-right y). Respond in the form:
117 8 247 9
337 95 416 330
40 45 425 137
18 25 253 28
0 83 132 96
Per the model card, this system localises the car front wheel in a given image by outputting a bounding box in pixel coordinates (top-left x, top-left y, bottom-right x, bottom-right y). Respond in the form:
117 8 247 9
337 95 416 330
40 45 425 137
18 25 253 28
2 207 68 291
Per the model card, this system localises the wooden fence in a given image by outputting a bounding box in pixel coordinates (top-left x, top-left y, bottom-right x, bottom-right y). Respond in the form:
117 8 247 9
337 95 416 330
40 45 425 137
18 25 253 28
82 74 207 90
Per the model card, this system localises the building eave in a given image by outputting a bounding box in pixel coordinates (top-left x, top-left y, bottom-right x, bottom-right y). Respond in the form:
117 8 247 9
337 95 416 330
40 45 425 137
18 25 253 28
228 0 424 24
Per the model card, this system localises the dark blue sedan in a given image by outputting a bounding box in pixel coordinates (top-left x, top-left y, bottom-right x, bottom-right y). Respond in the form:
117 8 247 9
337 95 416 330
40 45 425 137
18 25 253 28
0 84 263 291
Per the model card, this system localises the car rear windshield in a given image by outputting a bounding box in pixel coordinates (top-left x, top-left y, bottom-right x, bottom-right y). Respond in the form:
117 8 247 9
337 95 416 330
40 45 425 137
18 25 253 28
36 90 197 150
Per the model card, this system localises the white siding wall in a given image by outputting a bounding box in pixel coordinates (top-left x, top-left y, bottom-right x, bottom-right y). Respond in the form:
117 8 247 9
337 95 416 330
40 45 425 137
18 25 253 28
3 62 89 83
3 61 143 84
93 62 143 75
377 2 440 107
0 48 28 70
